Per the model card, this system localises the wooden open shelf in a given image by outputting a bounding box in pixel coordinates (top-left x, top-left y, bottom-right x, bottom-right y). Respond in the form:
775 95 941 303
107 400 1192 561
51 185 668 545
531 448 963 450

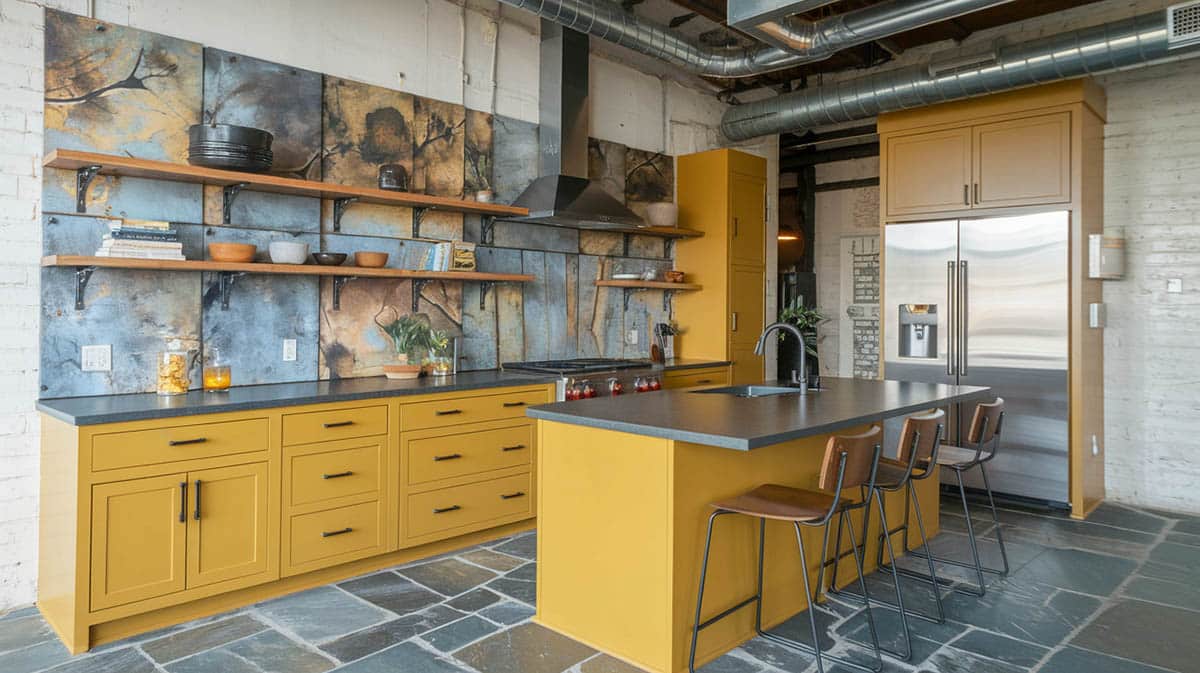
43 255 533 312
595 279 702 291
601 225 704 239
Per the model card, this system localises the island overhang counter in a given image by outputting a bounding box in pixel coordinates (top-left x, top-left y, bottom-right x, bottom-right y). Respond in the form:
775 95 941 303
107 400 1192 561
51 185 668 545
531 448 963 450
526 377 991 673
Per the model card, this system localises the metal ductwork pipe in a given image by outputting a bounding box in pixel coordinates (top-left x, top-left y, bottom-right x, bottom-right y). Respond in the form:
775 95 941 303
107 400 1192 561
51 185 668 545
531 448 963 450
721 8 1197 140
496 0 1012 78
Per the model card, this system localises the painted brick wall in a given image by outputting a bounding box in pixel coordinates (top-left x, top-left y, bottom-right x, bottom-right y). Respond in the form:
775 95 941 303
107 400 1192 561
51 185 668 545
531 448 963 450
0 0 737 611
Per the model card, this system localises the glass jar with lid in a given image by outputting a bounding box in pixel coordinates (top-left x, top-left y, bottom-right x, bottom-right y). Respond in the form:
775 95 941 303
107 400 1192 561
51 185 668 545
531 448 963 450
156 337 195 396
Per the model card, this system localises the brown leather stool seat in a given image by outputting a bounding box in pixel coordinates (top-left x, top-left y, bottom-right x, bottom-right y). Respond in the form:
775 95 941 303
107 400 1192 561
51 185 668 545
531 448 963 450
711 484 848 522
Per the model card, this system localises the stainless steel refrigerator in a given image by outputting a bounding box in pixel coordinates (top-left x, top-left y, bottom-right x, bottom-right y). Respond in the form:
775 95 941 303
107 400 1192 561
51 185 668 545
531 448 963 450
883 211 1069 505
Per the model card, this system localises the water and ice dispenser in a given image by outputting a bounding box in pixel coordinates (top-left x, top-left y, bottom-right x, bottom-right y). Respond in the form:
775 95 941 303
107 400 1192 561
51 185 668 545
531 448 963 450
898 305 938 359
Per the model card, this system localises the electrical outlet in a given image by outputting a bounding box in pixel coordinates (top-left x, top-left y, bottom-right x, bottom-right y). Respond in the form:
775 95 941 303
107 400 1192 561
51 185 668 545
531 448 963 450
1167 278 1183 293
81 344 111 372
282 339 297 362
625 329 638 346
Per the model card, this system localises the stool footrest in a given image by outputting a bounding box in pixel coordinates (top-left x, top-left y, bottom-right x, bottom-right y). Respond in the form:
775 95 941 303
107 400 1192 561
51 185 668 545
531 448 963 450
757 629 881 673
905 549 1008 576
826 582 945 625
697 595 759 631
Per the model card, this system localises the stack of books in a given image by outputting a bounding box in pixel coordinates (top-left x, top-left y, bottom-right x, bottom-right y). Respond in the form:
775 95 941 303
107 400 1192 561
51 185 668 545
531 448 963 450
95 219 185 261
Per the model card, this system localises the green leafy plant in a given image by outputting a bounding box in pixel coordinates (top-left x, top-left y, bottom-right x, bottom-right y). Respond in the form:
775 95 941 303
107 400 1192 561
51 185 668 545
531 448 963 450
778 300 826 357
375 311 440 363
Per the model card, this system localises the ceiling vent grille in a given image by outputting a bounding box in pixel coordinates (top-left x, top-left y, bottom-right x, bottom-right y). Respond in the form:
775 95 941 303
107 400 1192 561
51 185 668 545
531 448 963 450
1168 1 1200 48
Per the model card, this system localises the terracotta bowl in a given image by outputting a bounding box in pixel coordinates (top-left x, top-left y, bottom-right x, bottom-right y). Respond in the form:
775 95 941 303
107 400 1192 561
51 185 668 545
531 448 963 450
383 364 422 380
208 242 257 263
354 251 389 268
664 270 686 283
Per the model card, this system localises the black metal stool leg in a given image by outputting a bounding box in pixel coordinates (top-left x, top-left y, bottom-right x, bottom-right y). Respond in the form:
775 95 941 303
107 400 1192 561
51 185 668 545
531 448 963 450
907 481 946 623
874 492 913 661
793 522 825 673
978 463 1010 575
956 468 989 596
689 510 735 673
865 484 948 626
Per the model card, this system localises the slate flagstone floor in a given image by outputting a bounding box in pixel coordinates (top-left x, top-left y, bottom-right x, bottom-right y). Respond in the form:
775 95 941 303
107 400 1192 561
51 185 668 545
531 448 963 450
3 497 1199 673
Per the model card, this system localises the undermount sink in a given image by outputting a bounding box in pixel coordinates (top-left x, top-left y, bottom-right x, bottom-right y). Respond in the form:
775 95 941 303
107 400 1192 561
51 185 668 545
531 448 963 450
691 385 805 398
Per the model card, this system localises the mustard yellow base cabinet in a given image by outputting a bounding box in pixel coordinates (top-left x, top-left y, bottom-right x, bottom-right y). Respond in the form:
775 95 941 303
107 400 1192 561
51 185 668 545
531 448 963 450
534 420 938 673
661 367 730 390
675 149 768 385
38 382 553 654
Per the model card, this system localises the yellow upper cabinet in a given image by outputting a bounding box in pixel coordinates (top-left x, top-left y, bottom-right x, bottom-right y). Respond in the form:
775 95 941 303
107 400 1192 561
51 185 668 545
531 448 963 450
885 127 973 216
675 148 767 378
973 112 1071 208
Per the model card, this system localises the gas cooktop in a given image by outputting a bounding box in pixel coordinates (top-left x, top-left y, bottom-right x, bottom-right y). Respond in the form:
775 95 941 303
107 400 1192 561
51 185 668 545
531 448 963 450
502 358 654 375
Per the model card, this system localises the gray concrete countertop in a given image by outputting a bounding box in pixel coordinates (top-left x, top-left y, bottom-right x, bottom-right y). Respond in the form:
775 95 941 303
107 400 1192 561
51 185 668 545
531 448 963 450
37 360 730 426
526 377 992 450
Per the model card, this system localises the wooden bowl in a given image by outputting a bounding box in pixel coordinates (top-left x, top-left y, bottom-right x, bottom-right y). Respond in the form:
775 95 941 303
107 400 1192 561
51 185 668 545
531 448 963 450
208 242 257 263
664 270 686 283
354 251 389 268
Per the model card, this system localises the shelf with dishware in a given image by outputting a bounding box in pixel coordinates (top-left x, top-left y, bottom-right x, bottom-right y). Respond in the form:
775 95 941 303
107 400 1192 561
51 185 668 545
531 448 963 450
43 149 530 232
42 255 534 312
594 278 702 311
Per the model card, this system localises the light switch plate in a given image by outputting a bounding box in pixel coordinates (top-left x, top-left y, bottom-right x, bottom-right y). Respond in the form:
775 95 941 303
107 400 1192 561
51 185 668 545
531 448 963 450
81 344 111 372
282 339 297 362
625 330 638 346
1168 278 1183 293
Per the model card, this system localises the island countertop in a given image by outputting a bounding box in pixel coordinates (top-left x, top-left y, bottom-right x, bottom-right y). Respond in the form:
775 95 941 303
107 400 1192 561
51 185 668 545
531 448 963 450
527 377 992 450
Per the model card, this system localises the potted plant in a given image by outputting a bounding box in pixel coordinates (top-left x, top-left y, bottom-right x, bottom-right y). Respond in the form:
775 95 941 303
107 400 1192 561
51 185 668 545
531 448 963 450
777 300 827 383
376 311 439 379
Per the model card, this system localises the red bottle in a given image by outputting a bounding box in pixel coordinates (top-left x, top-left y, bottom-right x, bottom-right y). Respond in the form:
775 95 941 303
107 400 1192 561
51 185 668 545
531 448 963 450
582 380 598 398
608 378 624 396
565 381 582 401
635 376 650 393
648 376 662 391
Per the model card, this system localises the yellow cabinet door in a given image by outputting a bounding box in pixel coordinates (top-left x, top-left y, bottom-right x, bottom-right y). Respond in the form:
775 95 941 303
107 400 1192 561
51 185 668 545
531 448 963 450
90 474 187 611
730 343 764 385
973 112 1071 208
885 127 972 217
186 463 271 590
729 266 764 345
729 173 766 267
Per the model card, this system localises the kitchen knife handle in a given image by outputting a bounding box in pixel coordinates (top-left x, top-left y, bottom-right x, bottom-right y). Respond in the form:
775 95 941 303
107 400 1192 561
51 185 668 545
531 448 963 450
960 260 969 376
946 261 956 376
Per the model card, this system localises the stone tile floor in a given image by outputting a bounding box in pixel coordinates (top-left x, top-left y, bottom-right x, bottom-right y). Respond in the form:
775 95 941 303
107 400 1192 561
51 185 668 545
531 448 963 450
2 496 1198 673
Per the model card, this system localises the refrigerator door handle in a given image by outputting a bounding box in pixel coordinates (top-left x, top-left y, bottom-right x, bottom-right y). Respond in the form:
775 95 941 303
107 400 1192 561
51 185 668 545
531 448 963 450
947 261 957 376
960 260 969 376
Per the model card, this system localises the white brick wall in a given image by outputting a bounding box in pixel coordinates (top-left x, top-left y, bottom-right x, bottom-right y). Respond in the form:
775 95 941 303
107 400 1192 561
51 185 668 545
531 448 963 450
0 0 728 611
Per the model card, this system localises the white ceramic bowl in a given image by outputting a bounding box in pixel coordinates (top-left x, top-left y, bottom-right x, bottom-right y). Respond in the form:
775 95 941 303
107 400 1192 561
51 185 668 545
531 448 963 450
644 202 678 228
269 240 310 264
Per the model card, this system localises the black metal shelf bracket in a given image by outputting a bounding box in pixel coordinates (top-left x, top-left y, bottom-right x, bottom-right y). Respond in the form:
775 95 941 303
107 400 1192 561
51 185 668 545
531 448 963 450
332 197 359 232
412 278 431 312
618 286 674 313
222 183 249 225
664 238 675 258
663 289 673 312
74 266 97 310
480 216 497 246
412 207 430 239
215 271 247 311
478 281 495 310
331 276 358 311
75 165 102 213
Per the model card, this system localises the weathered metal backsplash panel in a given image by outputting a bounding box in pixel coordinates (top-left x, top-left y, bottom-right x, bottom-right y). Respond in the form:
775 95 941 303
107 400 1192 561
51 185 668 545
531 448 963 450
39 10 678 397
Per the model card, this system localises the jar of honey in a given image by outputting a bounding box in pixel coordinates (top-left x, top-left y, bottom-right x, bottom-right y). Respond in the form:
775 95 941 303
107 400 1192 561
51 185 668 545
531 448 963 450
202 347 232 393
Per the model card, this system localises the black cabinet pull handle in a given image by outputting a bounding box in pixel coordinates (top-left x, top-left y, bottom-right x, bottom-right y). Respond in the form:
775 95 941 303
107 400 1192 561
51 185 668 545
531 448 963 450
193 480 202 520
434 453 463 462
179 482 187 523
501 444 526 452
502 401 526 408
500 491 526 500
321 527 353 538
696 379 712 384
169 438 207 446
433 505 461 514
323 420 354 428
435 409 463 416
322 471 353 479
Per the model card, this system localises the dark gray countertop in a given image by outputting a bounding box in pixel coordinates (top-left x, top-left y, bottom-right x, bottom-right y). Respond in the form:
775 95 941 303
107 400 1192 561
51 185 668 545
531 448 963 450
36 360 729 426
526 377 992 450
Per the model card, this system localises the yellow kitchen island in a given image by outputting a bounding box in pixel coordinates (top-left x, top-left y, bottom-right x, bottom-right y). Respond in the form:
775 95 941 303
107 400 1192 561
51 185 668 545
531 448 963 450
527 378 990 673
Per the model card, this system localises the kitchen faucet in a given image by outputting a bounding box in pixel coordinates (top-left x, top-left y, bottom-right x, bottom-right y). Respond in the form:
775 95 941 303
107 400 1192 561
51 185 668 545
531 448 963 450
754 322 808 393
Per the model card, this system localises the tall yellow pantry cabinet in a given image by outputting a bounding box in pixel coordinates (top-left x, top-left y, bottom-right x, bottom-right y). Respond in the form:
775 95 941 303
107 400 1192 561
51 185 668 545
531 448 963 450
674 149 768 384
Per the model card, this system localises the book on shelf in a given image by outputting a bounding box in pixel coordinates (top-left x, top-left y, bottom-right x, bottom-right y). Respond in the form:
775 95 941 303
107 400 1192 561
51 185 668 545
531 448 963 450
93 249 186 261
107 230 179 242
100 237 182 250
112 218 173 231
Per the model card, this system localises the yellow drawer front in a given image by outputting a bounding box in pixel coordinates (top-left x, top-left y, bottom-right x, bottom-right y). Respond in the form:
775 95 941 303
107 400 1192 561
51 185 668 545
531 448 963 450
282 405 388 446
92 418 268 472
663 367 729 390
407 424 532 486
401 388 548 431
288 442 381 508
406 473 532 541
288 501 383 569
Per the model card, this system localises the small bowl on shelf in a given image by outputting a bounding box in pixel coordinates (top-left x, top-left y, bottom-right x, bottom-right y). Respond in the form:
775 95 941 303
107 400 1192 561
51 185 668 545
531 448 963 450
268 241 310 265
354 251 389 268
644 202 679 229
311 252 348 266
208 242 257 263
664 270 686 283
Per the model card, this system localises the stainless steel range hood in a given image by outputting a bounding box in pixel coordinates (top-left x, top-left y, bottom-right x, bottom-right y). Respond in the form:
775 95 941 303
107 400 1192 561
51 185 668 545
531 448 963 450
509 21 645 230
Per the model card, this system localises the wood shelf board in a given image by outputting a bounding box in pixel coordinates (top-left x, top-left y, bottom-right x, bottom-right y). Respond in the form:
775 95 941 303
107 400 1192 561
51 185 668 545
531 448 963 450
595 280 702 291
45 149 528 218
41 256 534 283
611 225 704 239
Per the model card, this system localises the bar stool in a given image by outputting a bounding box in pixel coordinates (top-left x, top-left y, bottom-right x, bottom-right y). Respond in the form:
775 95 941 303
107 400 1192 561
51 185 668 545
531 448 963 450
687 427 885 673
900 398 1010 597
829 409 946 661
